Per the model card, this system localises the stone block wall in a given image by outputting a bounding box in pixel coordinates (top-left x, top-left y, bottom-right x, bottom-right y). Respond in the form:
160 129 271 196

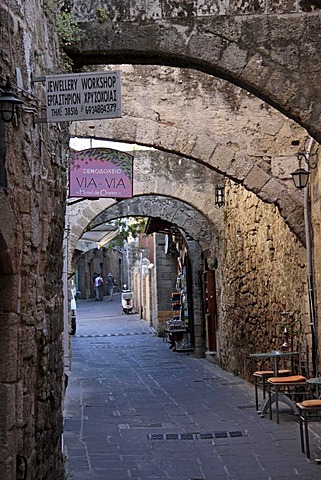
75 247 124 299
72 0 315 23
218 180 310 380
155 233 179 323
0 1 68 479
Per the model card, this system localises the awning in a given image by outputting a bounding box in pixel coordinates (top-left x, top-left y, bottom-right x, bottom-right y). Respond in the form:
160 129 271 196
144 217 176 235
76 224 119 251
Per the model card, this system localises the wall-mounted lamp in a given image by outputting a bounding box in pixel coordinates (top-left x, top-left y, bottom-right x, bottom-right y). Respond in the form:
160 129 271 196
0 77 23 123
215 185 225 207
291 151 318 189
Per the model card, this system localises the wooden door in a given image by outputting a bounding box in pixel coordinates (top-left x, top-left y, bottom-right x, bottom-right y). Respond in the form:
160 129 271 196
204 270 217 352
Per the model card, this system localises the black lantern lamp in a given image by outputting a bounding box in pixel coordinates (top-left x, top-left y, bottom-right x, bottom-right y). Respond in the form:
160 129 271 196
215 185 225 207
291 167 310 189
291 151 318 189
0 77 23 123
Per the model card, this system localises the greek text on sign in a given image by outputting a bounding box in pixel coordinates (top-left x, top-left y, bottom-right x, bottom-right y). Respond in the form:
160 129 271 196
45 71 121 122
69 148 133 199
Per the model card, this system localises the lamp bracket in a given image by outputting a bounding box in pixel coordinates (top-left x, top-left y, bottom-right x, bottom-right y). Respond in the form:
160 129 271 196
296 151 318 170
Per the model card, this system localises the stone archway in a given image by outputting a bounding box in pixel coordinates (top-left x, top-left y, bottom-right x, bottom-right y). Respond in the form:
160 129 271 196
65 2 321 378
88 196 216 250
72 65 309 244
68 3 321 142
67 150 224 262
71 194 217 357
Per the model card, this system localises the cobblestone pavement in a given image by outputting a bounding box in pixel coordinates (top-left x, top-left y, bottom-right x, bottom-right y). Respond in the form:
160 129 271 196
63 295 321 479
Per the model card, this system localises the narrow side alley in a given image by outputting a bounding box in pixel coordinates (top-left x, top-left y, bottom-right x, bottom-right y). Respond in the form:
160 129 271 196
63 297 321 480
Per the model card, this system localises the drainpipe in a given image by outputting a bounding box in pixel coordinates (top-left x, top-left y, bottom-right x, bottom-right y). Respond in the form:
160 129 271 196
303 137 318 376
63 222 70 373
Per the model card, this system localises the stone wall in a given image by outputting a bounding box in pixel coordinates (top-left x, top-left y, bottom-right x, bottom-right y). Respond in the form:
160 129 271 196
68 3 321 146
72 0 315 22
0 1 67 479
219 180 309 380
72 65 308 244
154 234 178 334
310 148 321 372
75 247 123 299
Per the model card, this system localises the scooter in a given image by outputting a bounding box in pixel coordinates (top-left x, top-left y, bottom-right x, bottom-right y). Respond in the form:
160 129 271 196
121 285 133 314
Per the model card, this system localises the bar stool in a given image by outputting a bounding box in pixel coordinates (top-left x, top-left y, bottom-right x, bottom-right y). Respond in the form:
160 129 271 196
253 369 291 411
296 399 321 459
267 375 307 423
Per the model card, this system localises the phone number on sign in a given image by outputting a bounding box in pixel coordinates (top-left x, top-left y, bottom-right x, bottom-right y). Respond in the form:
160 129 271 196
63 104 118 116
85 103 117 115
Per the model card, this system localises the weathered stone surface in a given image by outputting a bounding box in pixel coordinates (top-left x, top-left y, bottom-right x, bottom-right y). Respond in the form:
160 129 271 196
0 384 16 429
72 65 308 243
69 4 321 142
219 180 309 380
0 1 67 478
68 151 223 260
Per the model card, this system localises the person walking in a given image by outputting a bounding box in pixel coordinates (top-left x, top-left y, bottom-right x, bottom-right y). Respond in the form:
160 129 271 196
92 272 98 298
94 273 104 301
106 273 116 301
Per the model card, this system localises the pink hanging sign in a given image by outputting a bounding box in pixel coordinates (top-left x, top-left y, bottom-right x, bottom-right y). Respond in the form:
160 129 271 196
69 148 133 198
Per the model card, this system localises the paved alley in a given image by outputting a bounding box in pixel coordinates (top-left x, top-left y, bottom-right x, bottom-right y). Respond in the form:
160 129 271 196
63 296 321 480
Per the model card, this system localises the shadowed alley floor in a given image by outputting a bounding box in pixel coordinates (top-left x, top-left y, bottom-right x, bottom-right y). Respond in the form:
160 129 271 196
63 295 321 479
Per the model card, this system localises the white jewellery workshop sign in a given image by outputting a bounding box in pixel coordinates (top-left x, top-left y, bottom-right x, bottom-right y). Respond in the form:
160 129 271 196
45 71 121 122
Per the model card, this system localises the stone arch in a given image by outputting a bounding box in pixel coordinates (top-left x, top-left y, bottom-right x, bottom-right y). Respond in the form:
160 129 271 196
88 194 217 249
72 195 213 357
68 150 225 260
68 4 321 142
72 65 308 243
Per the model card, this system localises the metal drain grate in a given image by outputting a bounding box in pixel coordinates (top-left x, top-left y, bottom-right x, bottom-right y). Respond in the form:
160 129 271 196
147 430 246 441
77 332 152 338
229 431 244 437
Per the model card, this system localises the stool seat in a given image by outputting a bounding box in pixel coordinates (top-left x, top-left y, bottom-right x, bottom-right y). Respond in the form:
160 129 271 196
253 369 291 411
268 375 306 384
298 399 321 408
267 375 308 423
254 369 290 376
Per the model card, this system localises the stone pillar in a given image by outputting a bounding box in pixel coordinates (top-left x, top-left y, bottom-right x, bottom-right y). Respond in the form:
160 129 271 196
186 240 205 358
155 233 178 334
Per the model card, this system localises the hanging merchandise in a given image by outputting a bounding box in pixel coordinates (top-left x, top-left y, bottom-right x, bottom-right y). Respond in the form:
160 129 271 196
181 267 189 326
176 274 182 291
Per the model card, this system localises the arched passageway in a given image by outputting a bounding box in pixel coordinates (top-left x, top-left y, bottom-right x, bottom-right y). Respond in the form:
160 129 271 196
72 65 309 244
71 193 217 357
87 195 217 249
68 3 321 142
65 2 320 380
68 150 224 259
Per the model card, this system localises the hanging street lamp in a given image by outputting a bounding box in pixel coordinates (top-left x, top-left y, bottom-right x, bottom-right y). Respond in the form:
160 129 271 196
0 77 23 123
215 185 225 207
291 151 318 189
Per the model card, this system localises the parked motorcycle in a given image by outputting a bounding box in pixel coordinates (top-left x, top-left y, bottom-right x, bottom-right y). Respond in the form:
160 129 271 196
121 285 133 314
